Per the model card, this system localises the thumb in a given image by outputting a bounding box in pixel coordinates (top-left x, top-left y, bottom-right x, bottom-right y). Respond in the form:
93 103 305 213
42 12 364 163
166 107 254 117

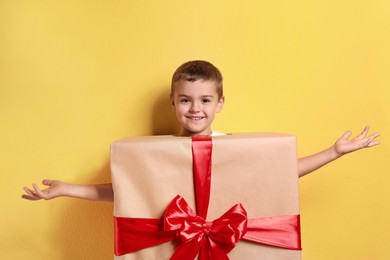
42 179 55 186
339 130 352 141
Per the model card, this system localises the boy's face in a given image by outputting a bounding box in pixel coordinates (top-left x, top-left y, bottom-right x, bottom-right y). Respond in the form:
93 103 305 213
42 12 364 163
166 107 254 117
171 79 224 136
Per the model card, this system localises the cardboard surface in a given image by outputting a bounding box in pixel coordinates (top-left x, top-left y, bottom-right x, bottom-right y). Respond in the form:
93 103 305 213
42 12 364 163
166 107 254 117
111 133 301 259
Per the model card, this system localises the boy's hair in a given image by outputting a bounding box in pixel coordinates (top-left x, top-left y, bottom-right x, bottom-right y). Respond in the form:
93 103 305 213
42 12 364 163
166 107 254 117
171 60 223 98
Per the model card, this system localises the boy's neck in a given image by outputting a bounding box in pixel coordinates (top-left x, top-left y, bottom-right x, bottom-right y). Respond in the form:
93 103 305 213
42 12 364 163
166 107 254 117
179 129 213 137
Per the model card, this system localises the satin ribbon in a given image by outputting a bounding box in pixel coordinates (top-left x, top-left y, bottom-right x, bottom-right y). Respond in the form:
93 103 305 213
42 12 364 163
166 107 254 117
164 195 247 260
191 136 213 220
114 136 302 258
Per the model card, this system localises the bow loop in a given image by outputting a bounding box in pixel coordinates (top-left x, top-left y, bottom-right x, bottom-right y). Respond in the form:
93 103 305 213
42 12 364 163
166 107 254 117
164 195 248 260
208 203 248 253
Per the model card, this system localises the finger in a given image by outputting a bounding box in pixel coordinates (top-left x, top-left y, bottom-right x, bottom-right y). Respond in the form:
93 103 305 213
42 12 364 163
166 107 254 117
22 194 40 200
23 187 36 196
33 183 47 199
340 130 352 140
363 132 381 145
367 132 380 139
42 179 53 186
22 187 40 200
356 126 369 139
368 141 381 147
22 194 36 200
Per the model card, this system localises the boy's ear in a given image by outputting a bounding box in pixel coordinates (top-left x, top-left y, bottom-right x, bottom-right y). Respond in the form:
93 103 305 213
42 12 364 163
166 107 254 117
170 95 175 110
216 96 225 113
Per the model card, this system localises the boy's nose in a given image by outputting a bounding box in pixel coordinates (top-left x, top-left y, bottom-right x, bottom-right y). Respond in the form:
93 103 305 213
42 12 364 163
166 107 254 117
189 102 200 113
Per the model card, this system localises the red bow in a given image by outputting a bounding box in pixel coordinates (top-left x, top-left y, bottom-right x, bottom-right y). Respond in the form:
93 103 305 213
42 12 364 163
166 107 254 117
164 195 248 260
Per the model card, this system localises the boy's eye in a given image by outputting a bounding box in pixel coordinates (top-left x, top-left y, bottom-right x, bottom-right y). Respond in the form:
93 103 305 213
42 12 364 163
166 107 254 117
180 99 190 103
202 99 211 103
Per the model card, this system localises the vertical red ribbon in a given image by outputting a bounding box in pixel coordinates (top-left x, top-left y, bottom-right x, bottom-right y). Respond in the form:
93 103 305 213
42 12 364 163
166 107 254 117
191 136 213 220
191 136 213 259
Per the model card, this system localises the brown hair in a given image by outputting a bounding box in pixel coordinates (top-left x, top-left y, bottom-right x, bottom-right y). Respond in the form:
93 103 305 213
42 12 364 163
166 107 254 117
171 60 223 98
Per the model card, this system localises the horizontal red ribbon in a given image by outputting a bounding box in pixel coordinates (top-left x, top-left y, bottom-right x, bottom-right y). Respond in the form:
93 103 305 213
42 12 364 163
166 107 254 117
114 197 301 256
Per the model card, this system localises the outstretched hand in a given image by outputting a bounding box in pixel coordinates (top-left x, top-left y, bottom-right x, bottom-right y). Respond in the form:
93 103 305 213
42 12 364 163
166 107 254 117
22 179 65 200
334 126 380 156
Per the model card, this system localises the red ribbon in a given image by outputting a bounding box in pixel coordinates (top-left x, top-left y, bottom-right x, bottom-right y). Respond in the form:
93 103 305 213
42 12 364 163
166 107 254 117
192 136 213 220
114 136 301 258
164 195 247 260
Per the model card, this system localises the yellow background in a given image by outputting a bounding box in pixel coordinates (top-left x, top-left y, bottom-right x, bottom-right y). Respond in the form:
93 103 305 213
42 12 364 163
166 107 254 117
1 1 389 259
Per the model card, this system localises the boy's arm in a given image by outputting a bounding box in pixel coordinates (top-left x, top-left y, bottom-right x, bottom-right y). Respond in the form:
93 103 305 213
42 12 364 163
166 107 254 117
298 126 380 177
22 180 114 202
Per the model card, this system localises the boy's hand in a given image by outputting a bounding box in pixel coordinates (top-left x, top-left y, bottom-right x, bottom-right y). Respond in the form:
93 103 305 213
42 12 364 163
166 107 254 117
334 126 380 157
22 179 65 200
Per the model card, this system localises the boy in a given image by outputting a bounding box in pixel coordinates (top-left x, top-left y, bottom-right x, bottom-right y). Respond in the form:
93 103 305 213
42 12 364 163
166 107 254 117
22 60 380 202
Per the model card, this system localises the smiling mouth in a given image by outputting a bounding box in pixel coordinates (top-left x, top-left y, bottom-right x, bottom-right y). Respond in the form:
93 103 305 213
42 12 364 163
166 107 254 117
186 116 204 121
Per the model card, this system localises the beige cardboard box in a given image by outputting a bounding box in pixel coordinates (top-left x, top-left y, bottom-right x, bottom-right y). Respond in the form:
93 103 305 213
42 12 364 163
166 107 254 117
111 133 301 259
